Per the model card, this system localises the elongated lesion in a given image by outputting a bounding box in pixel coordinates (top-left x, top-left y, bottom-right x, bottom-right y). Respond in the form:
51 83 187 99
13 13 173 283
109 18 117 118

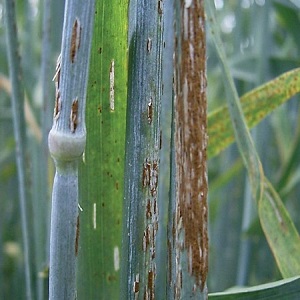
70 18 81 63
53 54 61 121
70 98 79 133
75 215 80 256
109 59 115 111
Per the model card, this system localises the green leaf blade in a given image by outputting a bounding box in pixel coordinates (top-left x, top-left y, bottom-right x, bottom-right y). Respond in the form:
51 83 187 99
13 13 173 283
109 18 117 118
77 1 128 298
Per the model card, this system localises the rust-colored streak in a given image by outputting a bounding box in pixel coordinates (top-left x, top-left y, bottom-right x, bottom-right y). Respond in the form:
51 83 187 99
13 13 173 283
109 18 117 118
54 95 61 120
70 98 79 133
70 18 81 63
159 130 162 150
174 0 208 292
146 199 152 219
142 160 151 187
133 281 139 293
75 215 80 256
53 54 61 120
147 270 155 300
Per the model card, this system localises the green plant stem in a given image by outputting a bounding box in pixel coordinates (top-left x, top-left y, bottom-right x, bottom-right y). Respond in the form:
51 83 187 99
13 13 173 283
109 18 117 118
3 1 33 299
120 1 163 298
33 0 52 298
168 0 208 298
48 0 95 298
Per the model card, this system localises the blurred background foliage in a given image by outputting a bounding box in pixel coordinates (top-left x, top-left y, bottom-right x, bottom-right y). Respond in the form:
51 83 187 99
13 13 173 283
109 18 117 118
208 0 300 292
0 0 300 298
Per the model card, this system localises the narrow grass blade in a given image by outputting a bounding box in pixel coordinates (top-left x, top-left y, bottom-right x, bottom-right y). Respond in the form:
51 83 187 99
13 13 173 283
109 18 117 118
259 180 300 277
77 1 128 298
206 0 300 279
209 276 300 300
208 68 300 158
3 1 33 298
33 1 53 298
120 1 163 298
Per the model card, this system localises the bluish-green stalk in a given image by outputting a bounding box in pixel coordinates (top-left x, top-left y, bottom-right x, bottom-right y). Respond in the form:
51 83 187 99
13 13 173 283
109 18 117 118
121 0 163 298
3 0 33 299
48 0 95 298
32 0 53 298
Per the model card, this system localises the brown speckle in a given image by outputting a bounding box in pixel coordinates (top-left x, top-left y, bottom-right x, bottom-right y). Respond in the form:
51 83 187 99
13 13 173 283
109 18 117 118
133 282 139 293
158 0 163 14
70 98 79 133
53 54 61 121
148 270 154 299
75 215 80 256
54 96 61 120
159 130 162 149
142 160 151 187
146 199 152 219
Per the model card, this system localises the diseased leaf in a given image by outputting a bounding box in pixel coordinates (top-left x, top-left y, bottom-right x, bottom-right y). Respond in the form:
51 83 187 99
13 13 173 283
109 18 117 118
208 68 300 158
259 179 300 278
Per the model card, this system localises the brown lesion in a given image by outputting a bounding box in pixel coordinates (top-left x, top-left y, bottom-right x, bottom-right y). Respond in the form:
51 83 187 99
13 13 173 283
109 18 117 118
147 269 155 299
75 215 80 256
158 0 163 14
174 0 208 292
53 54 61 120
70 18 82 63
70 98 79 133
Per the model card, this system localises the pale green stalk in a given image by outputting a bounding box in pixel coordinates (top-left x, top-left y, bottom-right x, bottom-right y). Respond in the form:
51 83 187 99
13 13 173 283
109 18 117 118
168 0 208 298
156 0 174 296
120 0 163 298
3 1 33 299
48 0 95 298
31 1 53 298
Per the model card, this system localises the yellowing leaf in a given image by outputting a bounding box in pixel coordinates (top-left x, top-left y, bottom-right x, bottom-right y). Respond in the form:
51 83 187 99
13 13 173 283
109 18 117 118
208 68 300 158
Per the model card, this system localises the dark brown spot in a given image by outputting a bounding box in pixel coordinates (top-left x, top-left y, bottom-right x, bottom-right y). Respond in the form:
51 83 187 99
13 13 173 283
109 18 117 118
70 18 81 63
158 0 163 14
159 130 162 149
133 280 139 293
148 270 154 298
70 98 79 132
75 215 80 256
